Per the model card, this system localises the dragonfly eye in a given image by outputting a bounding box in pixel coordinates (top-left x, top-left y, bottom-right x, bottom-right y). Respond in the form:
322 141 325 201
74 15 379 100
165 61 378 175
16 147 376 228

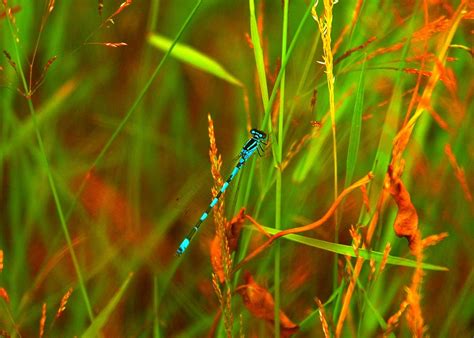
250 128 266 139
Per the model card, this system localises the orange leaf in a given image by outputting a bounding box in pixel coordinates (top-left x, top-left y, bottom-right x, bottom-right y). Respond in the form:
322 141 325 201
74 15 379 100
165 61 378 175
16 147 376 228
71 171 142 243
387 165 419 253
236 272 299 336
0 288 10 303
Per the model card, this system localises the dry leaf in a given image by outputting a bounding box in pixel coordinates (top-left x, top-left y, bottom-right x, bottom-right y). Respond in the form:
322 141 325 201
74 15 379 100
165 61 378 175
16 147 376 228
236 272 299 336
387 165 419 253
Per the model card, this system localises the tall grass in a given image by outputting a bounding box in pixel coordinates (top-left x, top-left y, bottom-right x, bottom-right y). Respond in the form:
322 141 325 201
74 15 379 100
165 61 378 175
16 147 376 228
0 1 472 337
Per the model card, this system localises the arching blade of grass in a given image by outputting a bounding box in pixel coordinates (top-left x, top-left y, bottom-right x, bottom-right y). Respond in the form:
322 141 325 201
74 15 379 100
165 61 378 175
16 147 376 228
344 55 366 188
235 0 318 286
257 226 448 271
248 0 269 111
81 273 134 338
148 34 243 87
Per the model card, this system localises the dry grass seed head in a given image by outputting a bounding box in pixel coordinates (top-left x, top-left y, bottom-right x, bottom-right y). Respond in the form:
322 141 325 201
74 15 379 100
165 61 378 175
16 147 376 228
315 298 330 338
56 288 73 319
39 303 46 338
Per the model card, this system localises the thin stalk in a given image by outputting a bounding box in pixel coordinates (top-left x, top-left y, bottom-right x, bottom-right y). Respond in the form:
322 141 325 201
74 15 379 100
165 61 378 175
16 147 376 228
153 274 161 338
2 2 95 321
274 2 288 336
235 0 314 275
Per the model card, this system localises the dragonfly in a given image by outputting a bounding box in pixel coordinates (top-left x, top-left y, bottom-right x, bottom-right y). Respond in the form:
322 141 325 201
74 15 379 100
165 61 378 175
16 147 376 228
176 128 267 256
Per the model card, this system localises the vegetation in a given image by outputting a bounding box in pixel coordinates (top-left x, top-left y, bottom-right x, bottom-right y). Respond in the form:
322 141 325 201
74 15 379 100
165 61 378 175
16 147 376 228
0 0 472 337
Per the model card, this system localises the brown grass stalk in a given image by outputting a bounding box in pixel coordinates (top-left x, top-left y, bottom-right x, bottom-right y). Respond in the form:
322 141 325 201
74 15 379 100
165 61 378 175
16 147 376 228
332 0 363 54
444 144 473 202
312 0 339 225
316 298 330 338
207 114 233 337
39 303 46 338
56 288 73 319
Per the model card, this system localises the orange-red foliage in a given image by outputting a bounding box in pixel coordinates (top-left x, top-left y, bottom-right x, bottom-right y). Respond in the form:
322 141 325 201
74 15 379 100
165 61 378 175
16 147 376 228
236 272 299 337
0 288 10 303
387 165 420 253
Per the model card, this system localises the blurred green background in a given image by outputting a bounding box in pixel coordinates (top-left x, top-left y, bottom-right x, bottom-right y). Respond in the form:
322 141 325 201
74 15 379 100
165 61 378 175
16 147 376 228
0 0 473 337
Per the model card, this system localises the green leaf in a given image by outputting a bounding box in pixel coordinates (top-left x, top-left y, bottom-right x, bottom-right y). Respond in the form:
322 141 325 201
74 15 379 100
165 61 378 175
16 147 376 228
248 0 269 109
148 34 242 87
81 273 134 338
345 54 366 188
258 226 448 271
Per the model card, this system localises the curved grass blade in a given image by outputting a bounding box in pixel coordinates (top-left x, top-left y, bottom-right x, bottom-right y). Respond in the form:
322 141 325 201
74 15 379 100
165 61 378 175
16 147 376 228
258 226 448 271
148 34 242 87
345 54 366 188
248 0 269 109
81 273 134 338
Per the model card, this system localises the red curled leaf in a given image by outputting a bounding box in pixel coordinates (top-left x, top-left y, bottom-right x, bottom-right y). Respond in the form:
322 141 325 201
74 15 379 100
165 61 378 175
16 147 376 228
236 272 299 336
387 165 419 253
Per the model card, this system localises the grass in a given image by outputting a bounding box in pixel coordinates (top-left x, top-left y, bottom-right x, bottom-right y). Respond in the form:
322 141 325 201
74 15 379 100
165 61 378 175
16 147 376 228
0 0 473 337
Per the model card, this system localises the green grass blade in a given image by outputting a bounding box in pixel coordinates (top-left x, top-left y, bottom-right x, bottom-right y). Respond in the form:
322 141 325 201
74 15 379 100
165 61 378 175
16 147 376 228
81 273 134 338
147 34 243 87
258 226 448 271
344 55 366 188
249 0 269 110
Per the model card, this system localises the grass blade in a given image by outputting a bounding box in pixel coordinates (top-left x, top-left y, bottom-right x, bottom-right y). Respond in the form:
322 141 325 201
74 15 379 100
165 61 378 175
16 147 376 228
81 273 134 338
344 55 366 187
258 226 448 271
148 34 242 87
248 0 269 110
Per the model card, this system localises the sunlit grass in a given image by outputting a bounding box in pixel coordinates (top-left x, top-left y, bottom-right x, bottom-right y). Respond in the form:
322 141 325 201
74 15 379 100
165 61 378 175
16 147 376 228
0 0 472 337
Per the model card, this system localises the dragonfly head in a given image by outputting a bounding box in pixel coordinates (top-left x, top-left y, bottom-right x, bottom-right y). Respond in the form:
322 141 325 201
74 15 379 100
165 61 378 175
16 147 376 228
250 128 267 140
